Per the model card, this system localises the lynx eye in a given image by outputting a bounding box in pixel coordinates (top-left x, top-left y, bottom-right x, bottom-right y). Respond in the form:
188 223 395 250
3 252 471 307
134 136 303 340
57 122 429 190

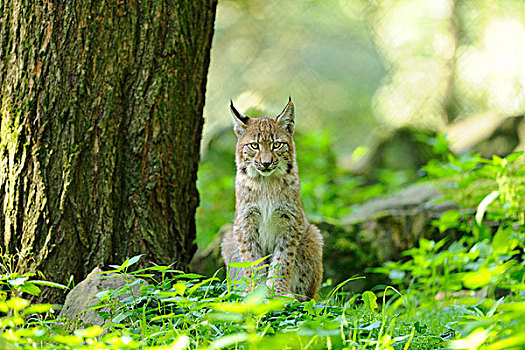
272 141 283 149
248 142 259 150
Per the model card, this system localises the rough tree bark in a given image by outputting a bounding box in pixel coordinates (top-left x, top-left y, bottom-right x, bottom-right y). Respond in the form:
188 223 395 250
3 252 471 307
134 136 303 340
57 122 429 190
0 0 216 302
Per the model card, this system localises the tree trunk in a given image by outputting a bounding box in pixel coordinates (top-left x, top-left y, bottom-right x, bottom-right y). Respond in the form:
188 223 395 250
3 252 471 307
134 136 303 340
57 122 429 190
0 0 216 302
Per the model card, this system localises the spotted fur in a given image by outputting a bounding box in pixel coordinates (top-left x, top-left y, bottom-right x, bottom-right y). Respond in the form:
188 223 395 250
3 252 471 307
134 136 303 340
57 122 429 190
221 98 324 301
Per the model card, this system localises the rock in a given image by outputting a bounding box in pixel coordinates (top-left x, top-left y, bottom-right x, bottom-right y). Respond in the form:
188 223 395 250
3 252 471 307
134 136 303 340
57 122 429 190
59 267 146 326
342 184 447 224
320 183 460 291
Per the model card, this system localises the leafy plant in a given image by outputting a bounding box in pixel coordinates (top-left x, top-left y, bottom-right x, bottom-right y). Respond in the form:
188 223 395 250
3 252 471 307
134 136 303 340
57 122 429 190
0 253 456 349
0 249 68 300
374 144 524 349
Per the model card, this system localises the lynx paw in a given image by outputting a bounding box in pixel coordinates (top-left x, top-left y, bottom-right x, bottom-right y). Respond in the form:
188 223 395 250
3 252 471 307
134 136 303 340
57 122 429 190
265 282 293 299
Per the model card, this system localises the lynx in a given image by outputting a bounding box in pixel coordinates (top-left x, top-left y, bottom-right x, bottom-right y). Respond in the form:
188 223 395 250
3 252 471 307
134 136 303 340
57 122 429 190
221 98 323 301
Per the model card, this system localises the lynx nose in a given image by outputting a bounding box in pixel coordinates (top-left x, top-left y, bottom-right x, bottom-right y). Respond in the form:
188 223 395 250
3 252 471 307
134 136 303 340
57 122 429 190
262 161 271 168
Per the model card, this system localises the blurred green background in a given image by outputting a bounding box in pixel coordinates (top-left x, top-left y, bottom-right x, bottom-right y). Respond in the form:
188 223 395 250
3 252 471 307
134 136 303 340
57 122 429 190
196 0 525 248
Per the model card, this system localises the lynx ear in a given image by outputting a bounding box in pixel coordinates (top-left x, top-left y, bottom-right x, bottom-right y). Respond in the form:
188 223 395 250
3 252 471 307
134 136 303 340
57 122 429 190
230 100 249 136
276 97 295 134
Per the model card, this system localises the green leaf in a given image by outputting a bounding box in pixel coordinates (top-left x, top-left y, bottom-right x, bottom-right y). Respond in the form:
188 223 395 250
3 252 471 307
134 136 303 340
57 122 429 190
132 265 171 274
252 255 271 266
31 280 69 290
362 291 378 314
54 335 84 346
486 297 504 318
252 298 287 316
74 325 103 338
492 227 518 254
7 277 27 286
150 313 174 322
119 254 143 271
229 261 254 268
432 210 462 233
326 275 364 300
485 335 525 350
303 299 318 316
188 277 219 296
504 151 524 164
0 302 8 313
156 283 186 298
212 302 249 314
95 290 111 300
491 155 505 167
362 320 381 331
209 312 244 323
499 302 525 313
102 334 140 347
211 284 274 315
208 332 249 350
14 327 46 338
119 258 130 271
173 273 204 279
0 315 24 327
112 310 133 324
6 297 30 311
125 255 142 268
24 303 54 315
245 283 266 306
448 328 490 350
19 282 41 296
462 268 492 289
161 335 190 350
0 337 16 350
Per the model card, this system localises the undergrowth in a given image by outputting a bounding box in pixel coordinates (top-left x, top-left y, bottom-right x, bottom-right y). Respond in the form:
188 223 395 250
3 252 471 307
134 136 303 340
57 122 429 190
1 137 523 349
0 254 457 350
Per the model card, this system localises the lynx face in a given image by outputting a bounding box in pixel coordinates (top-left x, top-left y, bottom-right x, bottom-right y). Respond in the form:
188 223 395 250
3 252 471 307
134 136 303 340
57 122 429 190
231 100 295 178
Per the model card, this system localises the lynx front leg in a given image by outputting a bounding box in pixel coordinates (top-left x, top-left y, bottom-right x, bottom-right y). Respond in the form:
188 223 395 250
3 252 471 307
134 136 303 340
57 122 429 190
234 208 264 281
266 212 300 297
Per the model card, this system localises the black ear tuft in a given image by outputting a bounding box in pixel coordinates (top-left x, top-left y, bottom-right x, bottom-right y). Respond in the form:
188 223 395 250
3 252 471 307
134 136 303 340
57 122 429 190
230 101 250 136
230 101 249 125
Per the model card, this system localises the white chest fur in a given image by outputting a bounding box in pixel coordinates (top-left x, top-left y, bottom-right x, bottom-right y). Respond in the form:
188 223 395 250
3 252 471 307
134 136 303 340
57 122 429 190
256 195 280 255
